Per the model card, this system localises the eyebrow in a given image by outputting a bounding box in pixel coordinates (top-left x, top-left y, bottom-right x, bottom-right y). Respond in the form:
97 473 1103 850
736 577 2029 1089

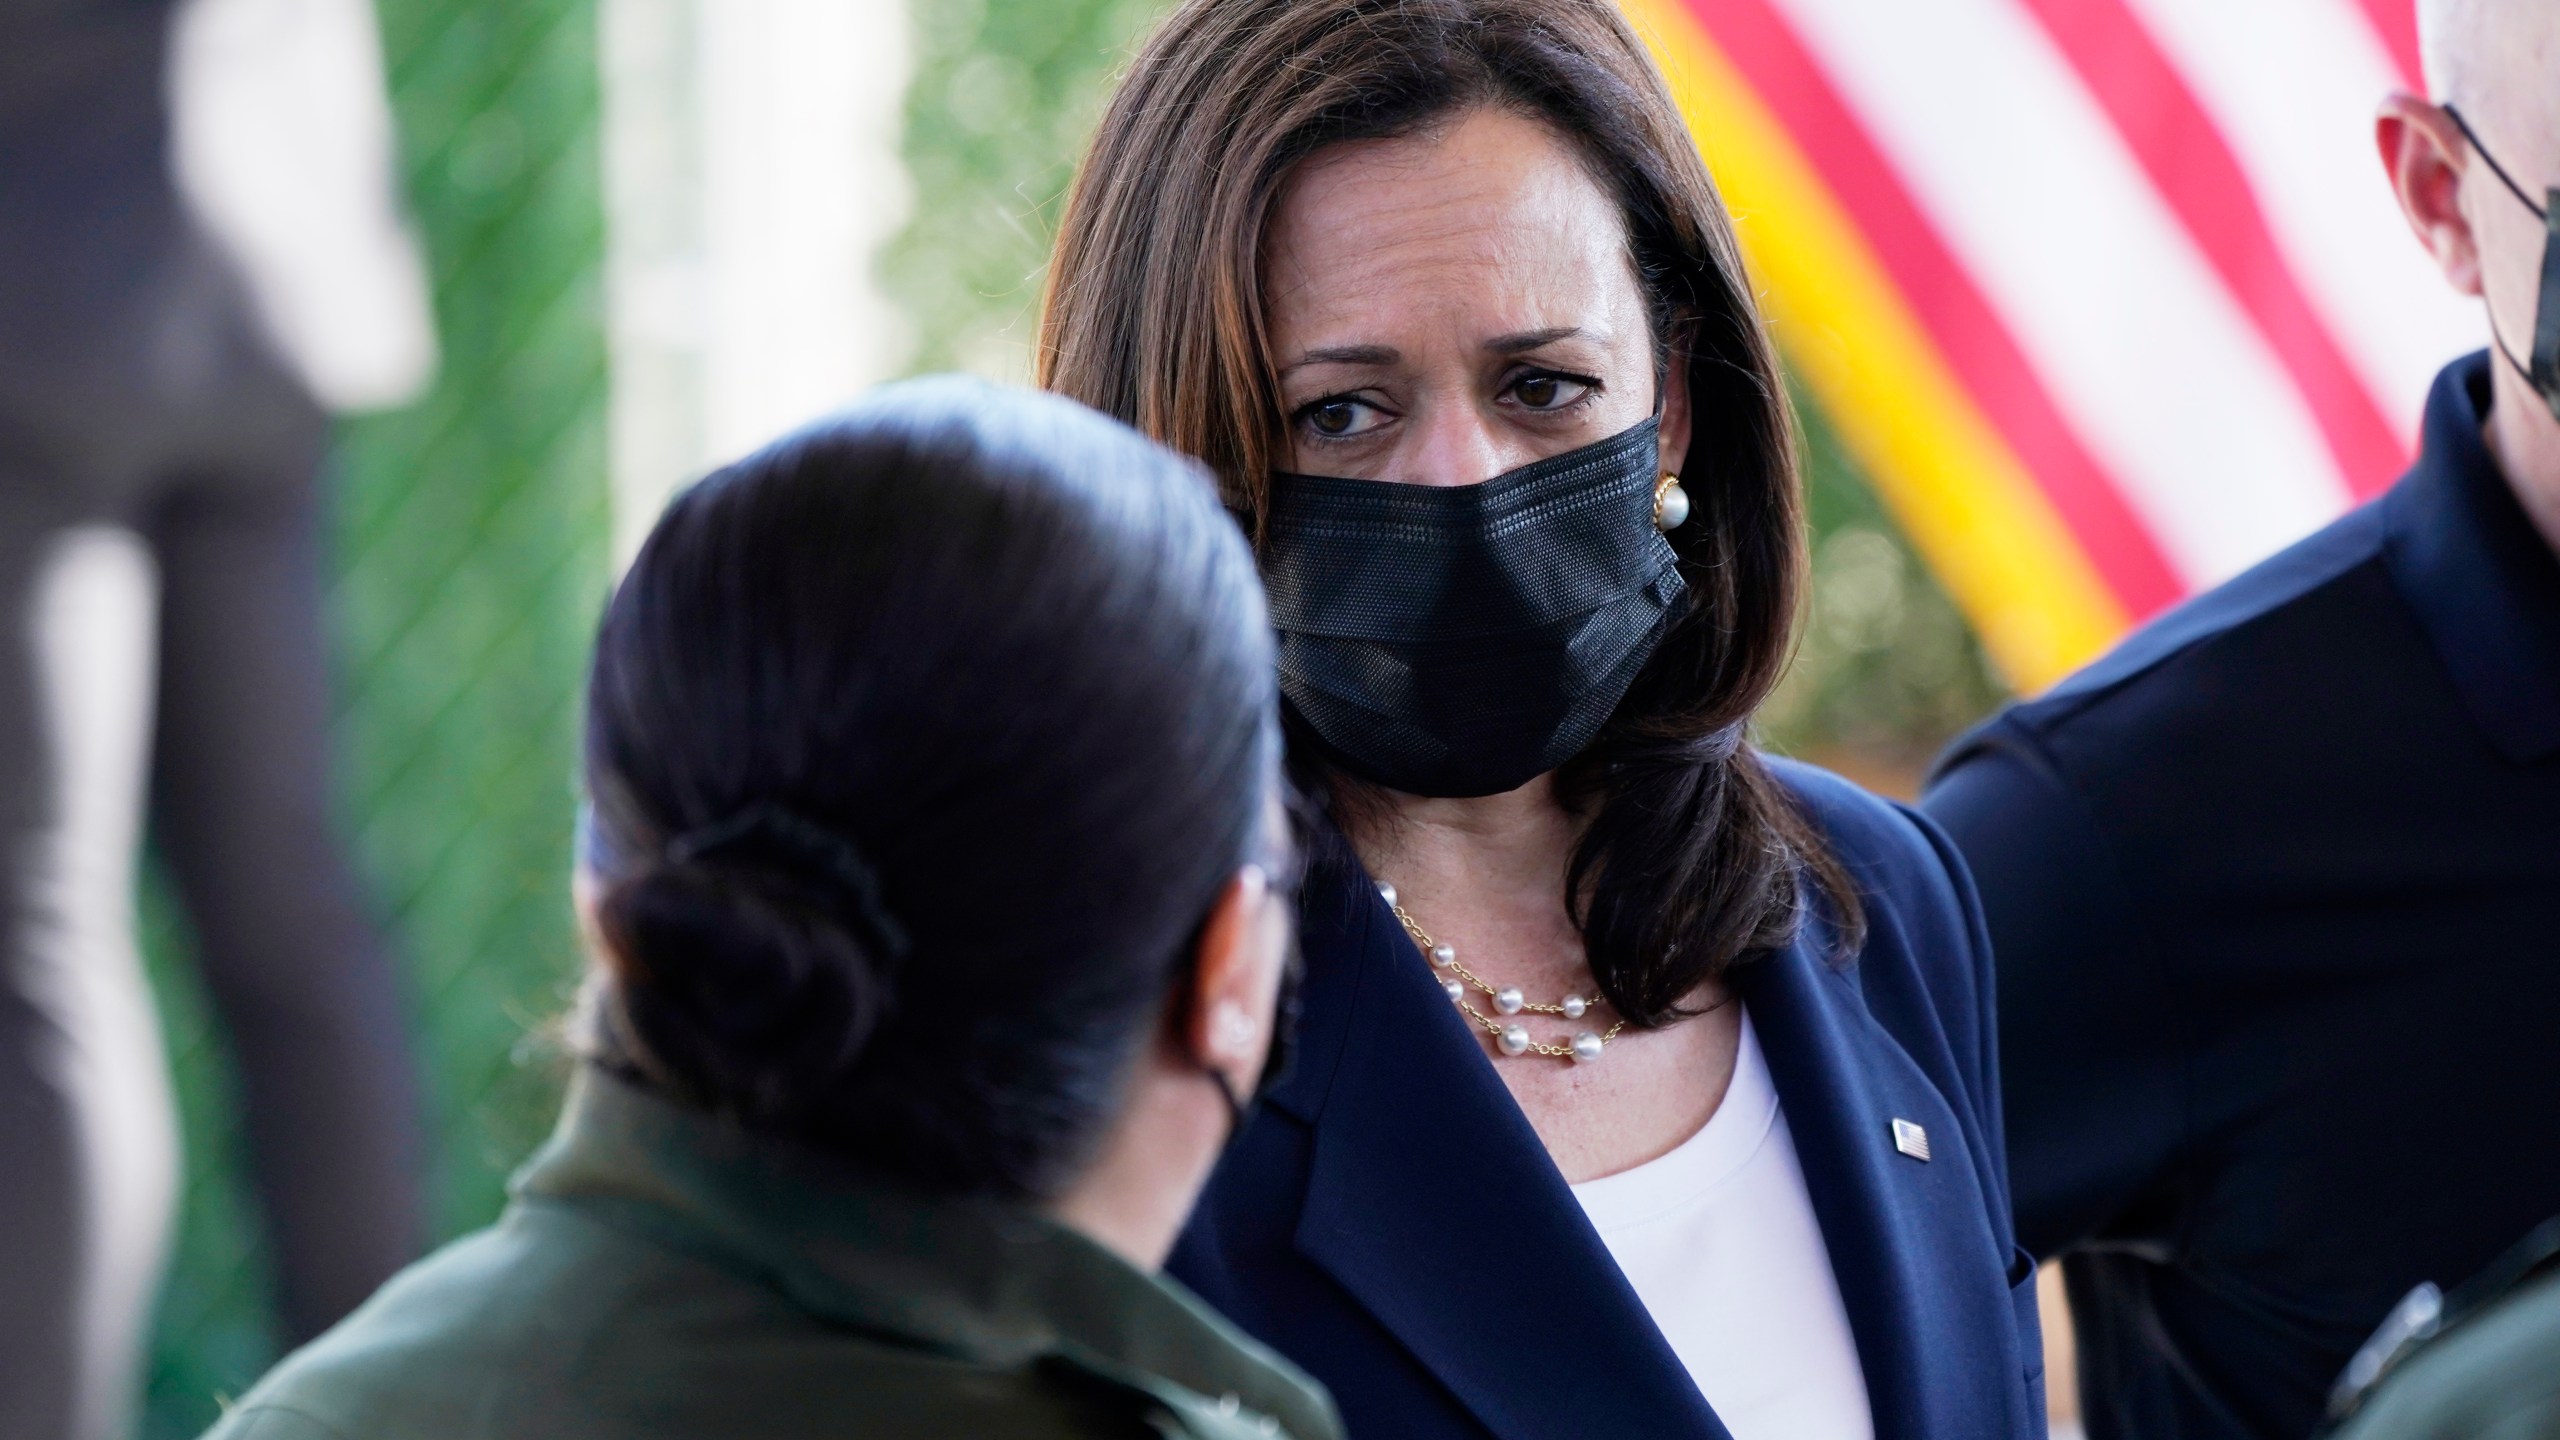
1278 327 1591 377
1485 326 1586 354
1279 344 1399 376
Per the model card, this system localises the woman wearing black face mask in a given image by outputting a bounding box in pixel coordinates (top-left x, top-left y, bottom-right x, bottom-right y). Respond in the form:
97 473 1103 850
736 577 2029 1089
1041 4 2042 1439
193 380 1341 1440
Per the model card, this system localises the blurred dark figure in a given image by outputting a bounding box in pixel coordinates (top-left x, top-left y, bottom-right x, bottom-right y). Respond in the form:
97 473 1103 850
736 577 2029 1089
1925 1 2560 1437
0 1 433 1436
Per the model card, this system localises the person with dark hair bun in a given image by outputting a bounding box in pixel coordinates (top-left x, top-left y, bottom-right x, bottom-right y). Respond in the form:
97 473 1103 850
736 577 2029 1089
1041 2 2040 1438
192 377 1343 1440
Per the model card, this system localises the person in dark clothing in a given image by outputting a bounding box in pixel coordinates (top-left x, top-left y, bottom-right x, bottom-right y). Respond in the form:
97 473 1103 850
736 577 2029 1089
1932 350 2558 1440
1923 2 2560 1433
1039 6 2042 1438
0 3 431 1436
199 379 1341 1440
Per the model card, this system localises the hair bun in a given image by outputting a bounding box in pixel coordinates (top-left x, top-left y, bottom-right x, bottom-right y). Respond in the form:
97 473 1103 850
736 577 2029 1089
597 851 892 1124
664 803 910 963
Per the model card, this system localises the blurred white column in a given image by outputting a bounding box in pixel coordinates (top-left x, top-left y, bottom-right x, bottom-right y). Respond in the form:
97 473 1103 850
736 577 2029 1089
601 0 915 566
169 0 440 412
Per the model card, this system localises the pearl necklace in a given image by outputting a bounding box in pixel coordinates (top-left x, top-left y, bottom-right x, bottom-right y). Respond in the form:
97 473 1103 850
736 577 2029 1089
1378 881 1628 1064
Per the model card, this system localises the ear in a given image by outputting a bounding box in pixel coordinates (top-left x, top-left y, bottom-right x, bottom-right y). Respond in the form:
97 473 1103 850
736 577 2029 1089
2378 93 2487 298
1182 865 1288 1093
572 864 617 970
1658 326 1695 480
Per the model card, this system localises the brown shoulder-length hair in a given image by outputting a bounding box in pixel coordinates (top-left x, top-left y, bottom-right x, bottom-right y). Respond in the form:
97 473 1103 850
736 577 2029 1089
1039 0 1862 1023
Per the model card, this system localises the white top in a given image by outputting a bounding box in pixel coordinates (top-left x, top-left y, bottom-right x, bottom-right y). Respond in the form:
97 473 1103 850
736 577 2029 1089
1569 1011 1875 1440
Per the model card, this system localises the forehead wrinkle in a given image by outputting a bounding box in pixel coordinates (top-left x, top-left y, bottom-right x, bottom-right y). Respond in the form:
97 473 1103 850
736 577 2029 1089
1264 113 1639 367
1273 247 1620 373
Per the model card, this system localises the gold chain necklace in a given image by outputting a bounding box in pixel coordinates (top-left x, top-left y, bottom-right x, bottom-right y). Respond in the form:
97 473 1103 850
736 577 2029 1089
1378 881 1629 1063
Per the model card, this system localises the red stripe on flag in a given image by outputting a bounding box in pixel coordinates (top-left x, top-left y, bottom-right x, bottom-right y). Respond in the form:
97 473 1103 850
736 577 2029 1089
2020 0 2411 499
2351 0 2425 92
1686 0 2186 615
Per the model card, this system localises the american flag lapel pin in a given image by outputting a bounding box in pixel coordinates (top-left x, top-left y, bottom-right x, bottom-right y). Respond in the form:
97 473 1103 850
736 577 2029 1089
1891 1118 1931 1162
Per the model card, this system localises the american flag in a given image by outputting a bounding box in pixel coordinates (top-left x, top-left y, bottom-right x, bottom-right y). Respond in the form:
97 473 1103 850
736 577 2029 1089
1625 0 2477 690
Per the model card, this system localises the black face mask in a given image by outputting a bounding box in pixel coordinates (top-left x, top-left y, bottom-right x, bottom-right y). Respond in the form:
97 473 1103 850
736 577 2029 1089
2449 106 2560 423
1260 418 1687 798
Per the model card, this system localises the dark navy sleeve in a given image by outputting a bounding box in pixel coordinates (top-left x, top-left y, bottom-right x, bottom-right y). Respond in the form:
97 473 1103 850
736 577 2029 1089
1923 716 2185 1261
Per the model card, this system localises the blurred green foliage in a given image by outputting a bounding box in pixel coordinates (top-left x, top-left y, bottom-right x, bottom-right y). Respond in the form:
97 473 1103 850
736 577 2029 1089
1767 392 2011 783
143 1 609 1433
886 0 1171 379
888 0 2008 784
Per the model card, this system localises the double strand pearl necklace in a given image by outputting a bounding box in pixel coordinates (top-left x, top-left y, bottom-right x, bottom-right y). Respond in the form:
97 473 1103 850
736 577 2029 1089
1378 881 1628 1064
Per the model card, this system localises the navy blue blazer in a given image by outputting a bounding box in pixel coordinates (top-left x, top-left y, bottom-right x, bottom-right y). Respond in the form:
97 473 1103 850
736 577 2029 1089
1170 760 2044 1440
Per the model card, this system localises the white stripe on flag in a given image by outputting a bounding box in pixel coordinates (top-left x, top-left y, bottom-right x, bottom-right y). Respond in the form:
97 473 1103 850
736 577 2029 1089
1774 0 2357 587
2123 0 2481 449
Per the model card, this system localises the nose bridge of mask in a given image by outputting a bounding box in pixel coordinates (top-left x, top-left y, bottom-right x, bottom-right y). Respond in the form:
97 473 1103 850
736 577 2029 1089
1257 417 1689 798
1260 420 1674 643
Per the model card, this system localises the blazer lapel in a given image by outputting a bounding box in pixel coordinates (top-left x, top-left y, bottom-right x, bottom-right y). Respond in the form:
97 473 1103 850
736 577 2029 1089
1738 936 2030 1440
1283 876 1732 1440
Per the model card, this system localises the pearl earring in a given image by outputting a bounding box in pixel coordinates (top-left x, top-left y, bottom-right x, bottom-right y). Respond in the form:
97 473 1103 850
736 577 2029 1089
1653 471 1692 531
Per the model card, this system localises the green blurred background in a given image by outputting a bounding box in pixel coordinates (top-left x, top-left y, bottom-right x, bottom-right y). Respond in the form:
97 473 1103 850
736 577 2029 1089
139 0 2004 1433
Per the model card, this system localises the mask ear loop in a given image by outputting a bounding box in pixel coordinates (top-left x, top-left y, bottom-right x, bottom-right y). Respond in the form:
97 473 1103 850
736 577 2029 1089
2447 106 2553 223
1199 1057 1251 1134
2534 200 2560 421
1170 906 1255 1142
2445 106 2560 414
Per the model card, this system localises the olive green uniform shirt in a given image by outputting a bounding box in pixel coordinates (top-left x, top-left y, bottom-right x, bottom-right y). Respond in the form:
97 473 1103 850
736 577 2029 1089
2329 1270 2560 1440
200 1070 1342 1440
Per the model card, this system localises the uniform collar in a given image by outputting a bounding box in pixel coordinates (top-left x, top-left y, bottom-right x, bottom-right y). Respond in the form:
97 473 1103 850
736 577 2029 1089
515 1067 1340 1440
2384 351 2560 763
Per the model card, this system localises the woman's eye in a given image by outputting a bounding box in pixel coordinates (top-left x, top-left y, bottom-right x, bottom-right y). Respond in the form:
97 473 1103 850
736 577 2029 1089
1299 398 1387 438
1509 373 1595 412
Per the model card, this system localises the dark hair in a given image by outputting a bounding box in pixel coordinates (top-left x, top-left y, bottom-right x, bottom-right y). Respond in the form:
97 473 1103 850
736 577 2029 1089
1039 0 1861 1025
580 377 1279 1200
